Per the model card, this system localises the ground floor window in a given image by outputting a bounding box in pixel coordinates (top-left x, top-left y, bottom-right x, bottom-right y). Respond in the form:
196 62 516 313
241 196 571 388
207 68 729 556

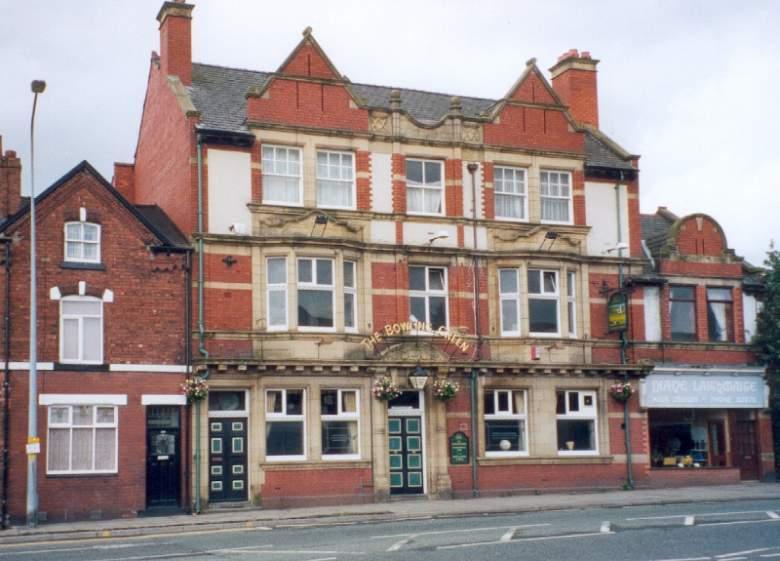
556 390 598 454
484 389 528 456
648 409 727 468
321 389 360 459
47 405 117 474
265 389 305 460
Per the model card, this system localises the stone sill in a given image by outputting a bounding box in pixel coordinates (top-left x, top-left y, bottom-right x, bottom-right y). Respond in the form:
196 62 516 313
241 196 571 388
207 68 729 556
260 460 372 471
478 455 614 467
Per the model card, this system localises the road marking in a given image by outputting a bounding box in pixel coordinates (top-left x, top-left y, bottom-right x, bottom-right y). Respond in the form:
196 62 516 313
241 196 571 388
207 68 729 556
759 554 780 558
437 531 612 550
716 549 770 558
371 523 549 540
699 519 780 528
645 558 710 561
89 553 195 561
768 511 780 519
0 542 165 557
600 521 611 534
500 527 518 542
301 558 337 561
626 509 780 522
387 536 415 551
684 516 695 526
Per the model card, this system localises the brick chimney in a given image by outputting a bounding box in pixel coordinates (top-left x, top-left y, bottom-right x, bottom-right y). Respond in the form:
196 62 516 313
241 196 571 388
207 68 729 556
0 136 22 220
156 1 194 86
549 49 600 128
112 162 136 203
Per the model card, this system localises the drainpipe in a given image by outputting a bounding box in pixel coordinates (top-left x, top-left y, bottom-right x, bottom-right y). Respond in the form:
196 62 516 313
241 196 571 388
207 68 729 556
183 249 192 511
615 173 634 490
1 238 11 528
194 133 210 514
467 163 481 498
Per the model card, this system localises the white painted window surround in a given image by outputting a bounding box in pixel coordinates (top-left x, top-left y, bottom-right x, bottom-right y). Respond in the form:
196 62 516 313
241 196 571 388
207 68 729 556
207 149 252 234
371 152 393 213
644 286 662 342
585 182 629 256
743 292 761 342
46 404 118 475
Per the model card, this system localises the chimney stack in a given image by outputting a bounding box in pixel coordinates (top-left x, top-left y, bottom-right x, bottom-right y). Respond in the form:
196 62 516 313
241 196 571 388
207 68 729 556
0 136 23 220
549 49 600 128
112 162 136 203
156 1 194 86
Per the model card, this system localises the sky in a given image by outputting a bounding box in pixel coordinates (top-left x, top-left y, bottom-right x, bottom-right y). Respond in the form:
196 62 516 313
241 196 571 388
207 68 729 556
2 0 778 265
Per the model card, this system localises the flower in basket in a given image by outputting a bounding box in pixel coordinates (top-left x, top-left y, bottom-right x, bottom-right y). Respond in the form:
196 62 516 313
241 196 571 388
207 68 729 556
181 377 209 402
372 376 400 401
609 381 634 402
432 378 460 401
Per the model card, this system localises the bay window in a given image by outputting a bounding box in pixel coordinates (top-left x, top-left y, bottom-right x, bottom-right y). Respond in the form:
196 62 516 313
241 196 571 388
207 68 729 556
409 266 448 330
556 390 598 454
316 150 355 209
297 258 334 329
540 170 572 223
494 166 527 220
407 159 443 215
262 145 302 205
321 389 359 459
265 389 305 460
47 405 117 474
484 389 528 456
528 269 559 335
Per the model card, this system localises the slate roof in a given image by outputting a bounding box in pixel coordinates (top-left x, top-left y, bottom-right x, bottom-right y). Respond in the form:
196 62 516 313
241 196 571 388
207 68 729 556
640 212 676 256
134 205 190 248
190 62 634 170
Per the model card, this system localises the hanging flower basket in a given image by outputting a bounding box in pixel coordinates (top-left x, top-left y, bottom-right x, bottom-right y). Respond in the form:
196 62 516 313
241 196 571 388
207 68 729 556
181 377 209 403
432 378 460 402
372 376 401 401
609 382 634 402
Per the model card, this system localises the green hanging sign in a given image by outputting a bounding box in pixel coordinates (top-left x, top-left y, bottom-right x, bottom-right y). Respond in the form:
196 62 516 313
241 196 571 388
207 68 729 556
608 292 629 332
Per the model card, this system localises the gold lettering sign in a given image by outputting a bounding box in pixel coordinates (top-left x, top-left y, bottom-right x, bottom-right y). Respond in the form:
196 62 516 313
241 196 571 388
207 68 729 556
361 322 470 353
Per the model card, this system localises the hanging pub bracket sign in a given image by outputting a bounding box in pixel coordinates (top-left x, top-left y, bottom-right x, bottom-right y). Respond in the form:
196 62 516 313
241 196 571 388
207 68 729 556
607 291 629 333
449 431 469 465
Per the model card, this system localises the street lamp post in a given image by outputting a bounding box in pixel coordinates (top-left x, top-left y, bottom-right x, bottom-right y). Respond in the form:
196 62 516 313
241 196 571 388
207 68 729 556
27 79 46 528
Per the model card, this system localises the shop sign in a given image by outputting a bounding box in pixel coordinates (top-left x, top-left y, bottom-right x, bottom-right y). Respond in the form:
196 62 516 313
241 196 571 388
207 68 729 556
640 374 768 409
361 321 470 353
449 431 469 465
607 292 628 332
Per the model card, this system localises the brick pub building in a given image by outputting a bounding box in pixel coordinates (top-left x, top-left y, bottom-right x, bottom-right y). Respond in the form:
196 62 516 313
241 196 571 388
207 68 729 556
0 147 191 522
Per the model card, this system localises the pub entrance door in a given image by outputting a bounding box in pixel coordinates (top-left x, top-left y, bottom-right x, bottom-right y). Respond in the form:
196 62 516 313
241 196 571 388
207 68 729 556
387 391 426 496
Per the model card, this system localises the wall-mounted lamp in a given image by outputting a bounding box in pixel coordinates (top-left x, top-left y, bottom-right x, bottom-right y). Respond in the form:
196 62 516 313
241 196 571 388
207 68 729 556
408 365 430 389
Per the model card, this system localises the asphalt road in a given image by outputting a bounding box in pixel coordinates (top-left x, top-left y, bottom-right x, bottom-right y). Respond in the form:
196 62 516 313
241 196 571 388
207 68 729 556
1 498 779 561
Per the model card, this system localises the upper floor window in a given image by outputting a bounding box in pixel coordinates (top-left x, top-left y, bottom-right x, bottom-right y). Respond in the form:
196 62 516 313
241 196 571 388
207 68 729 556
64 222 100 264
707 287 733 342
266 257 288 331
409 266 448 330
484 389 528 457
528 269 559 336
321 389 359 459
266 389 306 461
343 261 357 332
262 145 302 206
406 159 443 215
60 296 103 364
567 271 577 337
47 404 117 474
556 390 598 455
670 285 696 341
297 258 334 330
540 170 572 224
499 268 520 336
494 166 527 221
316 150 355 209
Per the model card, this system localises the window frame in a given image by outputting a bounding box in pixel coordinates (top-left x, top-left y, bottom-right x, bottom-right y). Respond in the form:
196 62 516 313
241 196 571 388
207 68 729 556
59 295 104 365
669 285 697 341
498 268 521 337
266 257 288 331
527 269 560 337
64 221 101 264
320 389 360 461
484 389 529 458
296 258 336 332
46 404 118 475
556 389 599 456
539 170 573 225
265 389 307 462
706 287 734 343
343 260 358 333
494 166 528 222
408 265 449 330
261 144 303 207
406 158 445 216
567 271 577 337
315 149 356 210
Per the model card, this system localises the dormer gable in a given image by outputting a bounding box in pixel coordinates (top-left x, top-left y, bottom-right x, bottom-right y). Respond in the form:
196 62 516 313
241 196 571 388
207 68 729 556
277 27 343 81
503 60 563 106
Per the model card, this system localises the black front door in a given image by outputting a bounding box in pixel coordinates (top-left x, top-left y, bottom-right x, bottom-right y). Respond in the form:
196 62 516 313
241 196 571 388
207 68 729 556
209 417 248 501
388 416 424 495
146 406 181 507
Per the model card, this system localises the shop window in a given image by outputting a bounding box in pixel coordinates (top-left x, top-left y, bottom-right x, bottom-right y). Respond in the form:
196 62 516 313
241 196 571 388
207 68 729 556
494 166 527 220
409 266 448 330
208 391 247 414
556 390 598 454
316 150 355 209
407 159 443 215
499 268 520 336
64 222 100 263
484 389 528 456
266 257 288 330
343 261 357 332
670 286 696 341
262 145 302 206
60 296 103 364
567 271 576 337
47 405 117 474
321 389 359 459
528 269 559 335
707 287 733 342
540 170 572 224
265 389 305 460
297 258 334 330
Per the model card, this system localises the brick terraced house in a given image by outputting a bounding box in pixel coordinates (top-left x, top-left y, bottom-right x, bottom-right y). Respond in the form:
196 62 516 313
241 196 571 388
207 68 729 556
115 1 773 508
0 147 191 522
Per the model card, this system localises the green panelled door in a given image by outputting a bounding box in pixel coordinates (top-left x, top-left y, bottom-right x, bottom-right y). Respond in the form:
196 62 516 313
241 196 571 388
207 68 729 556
388 416 424 495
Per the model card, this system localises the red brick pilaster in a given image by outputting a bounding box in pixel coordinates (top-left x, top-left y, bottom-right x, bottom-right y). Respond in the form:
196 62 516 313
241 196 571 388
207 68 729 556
481 162 494 219
356 150 371 211
445 159 463 217
660 285 671 341
695 285 708 342
627 171 641 257
732 286 745 344
252 142 262 203
573 169 586 225
395 220 403 245
391 154 406 214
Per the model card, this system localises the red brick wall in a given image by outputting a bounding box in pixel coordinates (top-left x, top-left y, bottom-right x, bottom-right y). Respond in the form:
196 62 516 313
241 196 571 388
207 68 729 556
573 170 586 225
675 215 726 257
481 162 494 219
445 159 463 217
356 150 372 211
391 154 406 214
0 146 22 219
510 70 557 104
261 467 373 507
484 105 584 153
551 66 598 127
159 12 192 86
112 163 135 203
278 42 339 80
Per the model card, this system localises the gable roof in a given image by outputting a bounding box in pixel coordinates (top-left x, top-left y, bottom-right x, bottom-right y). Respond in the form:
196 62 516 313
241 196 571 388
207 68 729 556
0 161 190 251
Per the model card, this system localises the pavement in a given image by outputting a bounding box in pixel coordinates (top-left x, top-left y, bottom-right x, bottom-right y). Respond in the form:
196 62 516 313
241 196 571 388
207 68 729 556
1 482 779 545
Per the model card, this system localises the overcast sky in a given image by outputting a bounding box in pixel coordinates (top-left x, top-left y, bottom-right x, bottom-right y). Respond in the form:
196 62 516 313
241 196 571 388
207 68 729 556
2 0 778 265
